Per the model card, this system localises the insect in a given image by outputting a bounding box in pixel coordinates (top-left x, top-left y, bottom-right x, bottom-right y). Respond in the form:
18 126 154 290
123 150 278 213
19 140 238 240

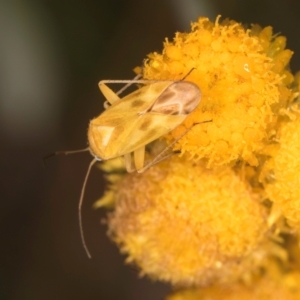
49 70 202 258
88 74 201 173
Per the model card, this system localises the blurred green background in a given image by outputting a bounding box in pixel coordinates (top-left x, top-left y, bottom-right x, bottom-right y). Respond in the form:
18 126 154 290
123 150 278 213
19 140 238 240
1 0 300 299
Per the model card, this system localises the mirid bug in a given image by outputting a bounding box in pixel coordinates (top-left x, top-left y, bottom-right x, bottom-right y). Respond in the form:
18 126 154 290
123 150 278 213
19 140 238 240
88 76 201 172
49 71 202 258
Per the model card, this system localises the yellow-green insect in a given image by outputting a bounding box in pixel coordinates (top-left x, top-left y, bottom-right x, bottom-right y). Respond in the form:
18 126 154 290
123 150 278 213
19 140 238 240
88 76 201 173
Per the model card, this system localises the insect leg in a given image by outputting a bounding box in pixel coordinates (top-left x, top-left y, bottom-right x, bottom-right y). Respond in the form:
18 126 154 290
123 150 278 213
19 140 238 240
137 143 177 173
137 151 178 173
98 83 121 107
133 146 145 171
99 76 175 109
137 120 212 173
124 153 135 173
99 74 142 109
180 68 196 80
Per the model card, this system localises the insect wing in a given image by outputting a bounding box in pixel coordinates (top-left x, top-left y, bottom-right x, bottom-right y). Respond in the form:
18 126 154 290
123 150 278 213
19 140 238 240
107 81 172 113
88 80 201 160
91 81 173 127
151 81 200 115
88 82 172 159
102 81 200 156
117 81 201 154
117 113 187 155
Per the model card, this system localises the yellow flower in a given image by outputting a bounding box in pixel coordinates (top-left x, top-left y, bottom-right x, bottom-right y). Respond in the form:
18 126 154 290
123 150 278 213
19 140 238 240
107 156 268 286
167 272 300 300
143 16 294 167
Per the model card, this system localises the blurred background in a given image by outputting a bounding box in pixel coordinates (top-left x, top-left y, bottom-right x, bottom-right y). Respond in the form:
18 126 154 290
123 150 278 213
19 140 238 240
1 0 300 299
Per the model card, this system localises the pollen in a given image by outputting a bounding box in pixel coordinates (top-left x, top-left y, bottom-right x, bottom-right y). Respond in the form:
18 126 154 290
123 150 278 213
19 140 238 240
107 156 268 286
143 16 294 167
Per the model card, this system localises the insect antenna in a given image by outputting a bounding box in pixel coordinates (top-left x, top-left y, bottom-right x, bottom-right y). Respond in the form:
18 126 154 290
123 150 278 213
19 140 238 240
102 73 142 109
43 147 90 166
79 158 97 259
115 73 142 96
43 147 96 258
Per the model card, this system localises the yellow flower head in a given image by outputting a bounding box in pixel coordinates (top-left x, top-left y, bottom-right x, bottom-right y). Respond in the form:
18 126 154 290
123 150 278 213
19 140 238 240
107 157 268 286
167 271 300 300
143 16 294 167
